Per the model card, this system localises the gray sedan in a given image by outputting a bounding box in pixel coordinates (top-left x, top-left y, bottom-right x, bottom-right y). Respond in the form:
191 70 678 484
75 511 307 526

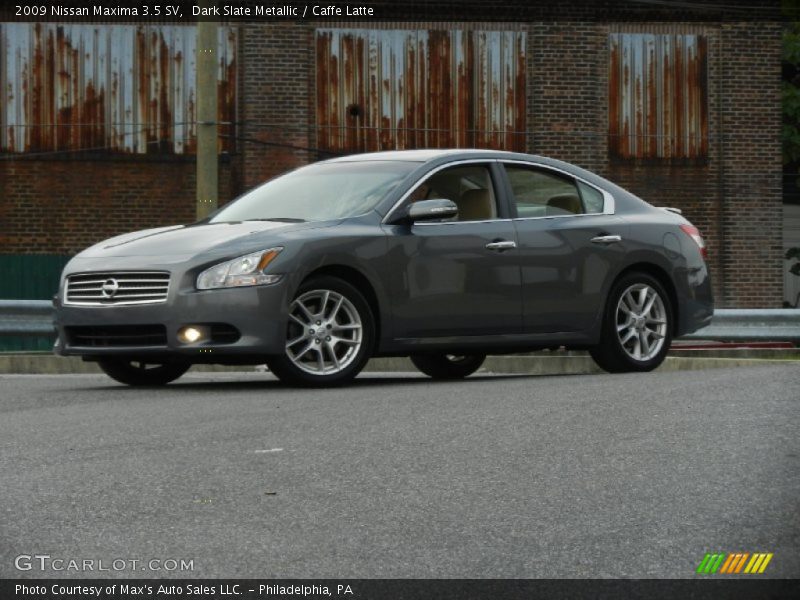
53 149 713 386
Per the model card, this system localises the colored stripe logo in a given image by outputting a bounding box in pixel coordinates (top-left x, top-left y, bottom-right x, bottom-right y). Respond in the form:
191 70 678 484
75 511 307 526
696 552 773 574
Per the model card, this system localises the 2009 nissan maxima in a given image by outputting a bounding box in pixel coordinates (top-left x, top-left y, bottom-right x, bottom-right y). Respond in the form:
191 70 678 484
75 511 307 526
53 149 713 386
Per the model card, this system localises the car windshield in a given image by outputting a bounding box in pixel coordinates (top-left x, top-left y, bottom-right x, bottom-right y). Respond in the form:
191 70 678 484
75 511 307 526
210 161 417 223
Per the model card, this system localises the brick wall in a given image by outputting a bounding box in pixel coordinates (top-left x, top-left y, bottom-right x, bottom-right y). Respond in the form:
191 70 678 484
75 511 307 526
0 21 314 263
0 159 233 255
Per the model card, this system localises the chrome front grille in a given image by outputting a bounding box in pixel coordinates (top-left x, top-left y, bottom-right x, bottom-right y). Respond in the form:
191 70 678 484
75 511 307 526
65 271 170 306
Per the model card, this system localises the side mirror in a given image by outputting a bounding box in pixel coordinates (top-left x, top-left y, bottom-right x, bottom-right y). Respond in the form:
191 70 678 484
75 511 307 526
406 199 459 222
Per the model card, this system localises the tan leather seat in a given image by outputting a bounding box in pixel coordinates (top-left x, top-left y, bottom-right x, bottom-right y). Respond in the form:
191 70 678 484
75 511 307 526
458 189 494 221
546 193 582 215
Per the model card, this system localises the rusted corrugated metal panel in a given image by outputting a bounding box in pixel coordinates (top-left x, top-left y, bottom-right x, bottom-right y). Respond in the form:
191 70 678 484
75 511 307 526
0 23 236 154
609 32 707 159
316 28 526 153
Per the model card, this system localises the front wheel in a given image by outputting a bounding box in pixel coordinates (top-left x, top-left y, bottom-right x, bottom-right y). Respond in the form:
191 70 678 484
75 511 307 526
410 354 486 380
97 358 190 386
266 276 375 387
589 272 673 373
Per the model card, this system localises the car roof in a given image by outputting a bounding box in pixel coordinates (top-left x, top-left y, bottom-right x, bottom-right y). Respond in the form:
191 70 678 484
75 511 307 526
323 149 538 163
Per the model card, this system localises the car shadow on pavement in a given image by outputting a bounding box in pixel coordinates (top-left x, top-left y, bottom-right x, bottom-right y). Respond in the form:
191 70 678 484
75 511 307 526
72 371 564 393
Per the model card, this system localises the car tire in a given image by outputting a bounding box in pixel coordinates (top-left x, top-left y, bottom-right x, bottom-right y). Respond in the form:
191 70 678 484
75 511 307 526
410 354 486 379
97 358 190 386
266 276 375 387
589 272 673 373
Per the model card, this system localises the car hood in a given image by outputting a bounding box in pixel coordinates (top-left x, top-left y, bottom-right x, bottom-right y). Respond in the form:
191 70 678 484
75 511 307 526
79 220 338 258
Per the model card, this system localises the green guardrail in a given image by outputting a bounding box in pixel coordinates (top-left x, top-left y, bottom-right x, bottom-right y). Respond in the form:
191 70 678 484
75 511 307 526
0 254 71 351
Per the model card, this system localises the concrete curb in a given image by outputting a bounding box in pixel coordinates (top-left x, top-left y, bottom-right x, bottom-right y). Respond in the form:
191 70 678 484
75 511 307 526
368 355 797 376
0 352 795 376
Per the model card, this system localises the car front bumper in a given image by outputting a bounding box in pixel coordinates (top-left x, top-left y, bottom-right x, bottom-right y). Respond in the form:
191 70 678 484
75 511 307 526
54 265 291 362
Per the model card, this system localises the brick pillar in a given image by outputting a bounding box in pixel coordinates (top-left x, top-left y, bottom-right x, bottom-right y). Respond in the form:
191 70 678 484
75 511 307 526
718 22 783 307
241 23 314 191
527 22 608 172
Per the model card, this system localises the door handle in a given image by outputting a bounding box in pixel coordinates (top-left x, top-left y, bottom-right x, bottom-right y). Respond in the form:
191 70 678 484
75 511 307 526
485 240 517 251
590 235 622 245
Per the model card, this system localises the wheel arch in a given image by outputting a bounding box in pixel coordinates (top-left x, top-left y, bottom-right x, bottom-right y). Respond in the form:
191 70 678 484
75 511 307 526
299 264 383 350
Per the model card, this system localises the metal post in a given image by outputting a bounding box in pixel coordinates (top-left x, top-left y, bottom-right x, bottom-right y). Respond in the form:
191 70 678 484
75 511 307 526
196 1 218 220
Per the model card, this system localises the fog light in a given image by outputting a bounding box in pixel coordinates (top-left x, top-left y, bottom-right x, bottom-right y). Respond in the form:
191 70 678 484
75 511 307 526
178 326 205 344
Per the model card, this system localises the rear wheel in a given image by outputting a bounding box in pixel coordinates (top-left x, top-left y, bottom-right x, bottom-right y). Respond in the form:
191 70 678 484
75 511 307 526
97 358 190 386
410 354 486 379
590 272 672 373
266 276 375 387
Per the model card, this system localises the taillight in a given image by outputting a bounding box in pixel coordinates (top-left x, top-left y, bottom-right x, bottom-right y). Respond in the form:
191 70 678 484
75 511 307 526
679 224 708 260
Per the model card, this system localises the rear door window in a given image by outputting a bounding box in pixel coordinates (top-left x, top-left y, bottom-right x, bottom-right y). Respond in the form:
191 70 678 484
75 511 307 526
504 165 584 218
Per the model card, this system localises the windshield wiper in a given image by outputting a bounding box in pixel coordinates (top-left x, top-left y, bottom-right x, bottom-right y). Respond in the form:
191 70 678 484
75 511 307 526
244 217 306 223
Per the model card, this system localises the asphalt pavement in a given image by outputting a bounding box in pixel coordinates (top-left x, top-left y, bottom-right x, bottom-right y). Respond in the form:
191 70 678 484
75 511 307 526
1 364 798 578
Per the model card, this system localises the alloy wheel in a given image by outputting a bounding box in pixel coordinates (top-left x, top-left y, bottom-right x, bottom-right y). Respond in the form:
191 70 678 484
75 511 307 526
615 283 668 362
285 289 363 375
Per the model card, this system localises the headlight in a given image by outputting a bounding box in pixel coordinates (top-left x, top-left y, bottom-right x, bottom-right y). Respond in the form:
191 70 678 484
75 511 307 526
196 248 283 290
